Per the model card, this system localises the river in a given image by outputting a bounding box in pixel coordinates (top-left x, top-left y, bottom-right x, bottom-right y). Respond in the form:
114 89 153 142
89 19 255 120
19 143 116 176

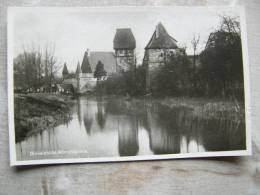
16 96 246 161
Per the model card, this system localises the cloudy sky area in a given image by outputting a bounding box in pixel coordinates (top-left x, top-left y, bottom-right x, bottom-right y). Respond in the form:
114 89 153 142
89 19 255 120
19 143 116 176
12 7 240 72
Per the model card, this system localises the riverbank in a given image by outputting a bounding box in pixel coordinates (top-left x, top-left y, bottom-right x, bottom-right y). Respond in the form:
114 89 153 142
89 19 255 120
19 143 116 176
14 93 245 142
14 93 74 142
95 94 245 122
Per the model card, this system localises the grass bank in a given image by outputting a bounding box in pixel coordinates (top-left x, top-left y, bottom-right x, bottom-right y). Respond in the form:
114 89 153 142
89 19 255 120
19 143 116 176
98 95 245 122
14 93 74 142
149 97 245 122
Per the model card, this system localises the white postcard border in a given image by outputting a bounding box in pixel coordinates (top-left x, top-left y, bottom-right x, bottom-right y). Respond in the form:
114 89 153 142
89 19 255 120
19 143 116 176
7 6 252 166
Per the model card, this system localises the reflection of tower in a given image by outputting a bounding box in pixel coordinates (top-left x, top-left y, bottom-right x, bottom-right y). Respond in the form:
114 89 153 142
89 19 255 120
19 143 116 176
76 97 82 126
95 98 106 130
76 61 81 94
118 115 139 156
83 99 93 135
145 104 181 154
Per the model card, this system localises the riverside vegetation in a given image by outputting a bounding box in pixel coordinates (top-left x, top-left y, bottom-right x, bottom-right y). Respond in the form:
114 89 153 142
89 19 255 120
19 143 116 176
14 94 73 142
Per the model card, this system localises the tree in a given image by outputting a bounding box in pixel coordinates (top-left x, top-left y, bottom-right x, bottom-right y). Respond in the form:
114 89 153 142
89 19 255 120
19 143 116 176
13 43 60 92
14 48 43 91
94 61 107 80
199 15 243 98
191 34 200 69
190 34 202 96
43 44 60 90
220 15 240 34
152 49 191 96
98 63 146 97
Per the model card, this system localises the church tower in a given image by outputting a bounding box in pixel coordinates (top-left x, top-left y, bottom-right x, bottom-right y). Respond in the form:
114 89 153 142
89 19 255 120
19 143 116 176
62 63 69 79
77 51 96 93
113 28 136 72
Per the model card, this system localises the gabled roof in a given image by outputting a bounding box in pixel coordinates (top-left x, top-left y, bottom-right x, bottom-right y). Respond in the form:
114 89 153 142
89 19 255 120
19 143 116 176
145 22 178 49
89 51 116 73
113 28 136 49
81 52 92 73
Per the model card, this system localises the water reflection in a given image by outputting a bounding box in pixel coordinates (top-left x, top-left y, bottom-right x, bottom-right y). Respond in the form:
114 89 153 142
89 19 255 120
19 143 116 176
95 98 107 130
118 115 139 156
77 98 82 126
16 97 246 160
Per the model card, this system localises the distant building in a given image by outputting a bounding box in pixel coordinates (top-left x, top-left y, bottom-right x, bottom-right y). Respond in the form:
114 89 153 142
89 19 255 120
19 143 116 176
113 28 136 72
62 50 118 94
143 22 179 93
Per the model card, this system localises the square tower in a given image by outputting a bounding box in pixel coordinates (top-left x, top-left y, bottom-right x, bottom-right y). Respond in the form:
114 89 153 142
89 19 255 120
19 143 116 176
113 28 136 72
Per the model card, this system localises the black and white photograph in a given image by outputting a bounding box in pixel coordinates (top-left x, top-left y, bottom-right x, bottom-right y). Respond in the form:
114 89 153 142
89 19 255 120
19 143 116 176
8 6 251 166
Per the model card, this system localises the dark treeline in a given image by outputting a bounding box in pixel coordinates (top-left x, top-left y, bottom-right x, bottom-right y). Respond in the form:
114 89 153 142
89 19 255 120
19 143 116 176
98 16 244 100
96 65 146 96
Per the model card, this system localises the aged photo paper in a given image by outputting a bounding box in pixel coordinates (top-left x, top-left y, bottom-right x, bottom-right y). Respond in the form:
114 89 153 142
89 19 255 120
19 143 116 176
8 6 251 166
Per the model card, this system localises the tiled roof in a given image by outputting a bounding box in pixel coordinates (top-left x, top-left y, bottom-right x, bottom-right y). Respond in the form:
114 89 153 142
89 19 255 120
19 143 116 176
145 22 178 49
89 51 116 73
113 28 136 49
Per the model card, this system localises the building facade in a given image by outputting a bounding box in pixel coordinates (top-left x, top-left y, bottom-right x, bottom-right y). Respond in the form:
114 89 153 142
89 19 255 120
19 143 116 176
113 28 136 72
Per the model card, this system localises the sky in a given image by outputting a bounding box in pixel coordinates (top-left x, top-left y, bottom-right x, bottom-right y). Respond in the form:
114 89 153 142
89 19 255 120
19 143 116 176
11 6 240 73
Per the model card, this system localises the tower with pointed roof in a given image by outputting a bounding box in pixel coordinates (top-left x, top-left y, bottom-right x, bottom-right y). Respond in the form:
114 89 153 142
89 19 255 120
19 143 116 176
144 22 179 93
81 51 93 75
62 63 69 79
113 28 136 72
76 61 81 77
